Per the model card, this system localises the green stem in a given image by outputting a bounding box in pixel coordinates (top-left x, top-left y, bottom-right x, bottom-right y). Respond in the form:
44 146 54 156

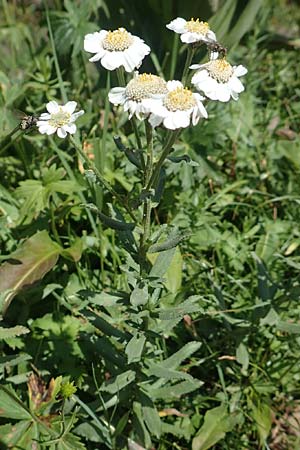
50 196 62 245
146 129 181 191
69 136 136 222
181 46 195 86
139 122 154 275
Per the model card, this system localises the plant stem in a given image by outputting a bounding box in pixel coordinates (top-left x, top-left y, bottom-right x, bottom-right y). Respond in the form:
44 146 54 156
181 46 195 86
139 122 154 274
146 129 181 191
70 136 136 222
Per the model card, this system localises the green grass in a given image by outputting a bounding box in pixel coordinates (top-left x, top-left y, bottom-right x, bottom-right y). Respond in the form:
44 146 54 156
0 0 300 449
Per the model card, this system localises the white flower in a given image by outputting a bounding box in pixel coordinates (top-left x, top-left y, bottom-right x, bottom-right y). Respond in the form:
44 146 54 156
84 28 150 72
109 73 168 120
191 59 247 102
145 80 208 130
166 17 216 44
37 101 84 138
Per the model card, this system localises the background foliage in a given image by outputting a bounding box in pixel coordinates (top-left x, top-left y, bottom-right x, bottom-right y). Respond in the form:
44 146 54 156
0 0 300 449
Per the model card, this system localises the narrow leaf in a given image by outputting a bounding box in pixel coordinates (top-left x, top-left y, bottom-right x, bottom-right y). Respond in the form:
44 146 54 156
125 333 146 364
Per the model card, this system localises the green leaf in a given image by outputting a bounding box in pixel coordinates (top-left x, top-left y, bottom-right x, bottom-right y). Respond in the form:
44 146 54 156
0 230 61 314
100 370 136 394
84 203 135 231
132 401 152 449
149 247 176 278
147 363 194 381
159 342 202 370
192 405 239 450
125 332 146 364
0 420 39 447
148 380 203 400
148 230 191 253
0 325 30 340
139 391 161 438
250 402 272 446
61 237 83 262
236 342 249 374
277 321 300 334
224 0 264 48
130 282 149 307
0 385 32 419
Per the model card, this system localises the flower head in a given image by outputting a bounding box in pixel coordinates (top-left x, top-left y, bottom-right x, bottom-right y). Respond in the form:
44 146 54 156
37 101 84 138
166 17 216 44
145 80 208 130
84 28 150 72
191 58 247 102
109 73 168 120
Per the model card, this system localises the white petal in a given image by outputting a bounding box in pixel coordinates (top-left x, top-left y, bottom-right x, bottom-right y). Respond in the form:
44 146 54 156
190 64 202 70
46 101 59 114
215 85 231 102
234 65 248 77
45 125 57 135
181 32 200 43
39 113 51 120
166 17 187 33
228 76 244 93
207 30 217 42
167 80 183 91
149 113 163 128
57 127 67 138
37 124 50 134
101 52 122 70
192 108 200 126
84 31 106 53
89 52 104 62
64 124 77 134
195 98 208 118
191 69 209 83
109 87 126 105
63 101 77 114
173 110 190 128
70 110 84 121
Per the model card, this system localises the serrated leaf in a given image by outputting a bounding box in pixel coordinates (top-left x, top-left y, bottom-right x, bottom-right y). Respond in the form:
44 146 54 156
125 333 146 364
0 325 30 340
192 404 239 450
0 230 61 314
0 385 32 419
148 380 203 400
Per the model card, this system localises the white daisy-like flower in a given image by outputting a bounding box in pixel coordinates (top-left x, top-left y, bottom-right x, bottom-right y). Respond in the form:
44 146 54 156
109 73 168 120
84 27 150 72
37 101 84 138
191 59 247 102
166 17 216 44
145 80 208 130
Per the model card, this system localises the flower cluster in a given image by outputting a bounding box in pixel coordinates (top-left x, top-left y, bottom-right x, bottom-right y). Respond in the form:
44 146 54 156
37 16 247 137
84 19 247 130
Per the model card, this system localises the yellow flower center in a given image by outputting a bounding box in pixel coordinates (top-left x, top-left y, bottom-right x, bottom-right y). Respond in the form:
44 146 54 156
164 87 196 111
103 28 133 51
48 108 71 127
185 18 210 35
125 73 167 101
207 59 233 83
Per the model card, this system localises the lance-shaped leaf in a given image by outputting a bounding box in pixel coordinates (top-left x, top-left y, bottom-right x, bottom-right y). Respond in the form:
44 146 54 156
192 404 240 450
84 203 135 231
0 230 61 315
